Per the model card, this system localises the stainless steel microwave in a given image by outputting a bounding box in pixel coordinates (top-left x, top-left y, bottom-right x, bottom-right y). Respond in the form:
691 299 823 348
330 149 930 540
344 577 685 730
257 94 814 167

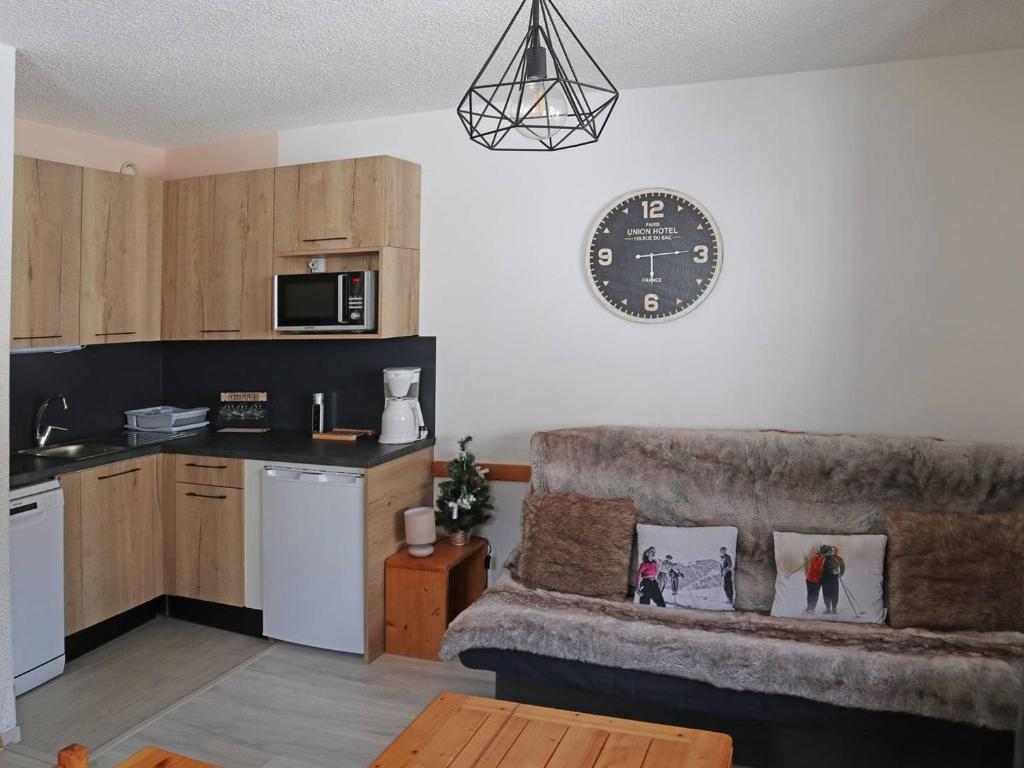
273 271 378 333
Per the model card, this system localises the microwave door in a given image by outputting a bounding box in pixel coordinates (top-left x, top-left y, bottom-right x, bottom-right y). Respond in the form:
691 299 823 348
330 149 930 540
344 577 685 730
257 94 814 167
275 274 341 331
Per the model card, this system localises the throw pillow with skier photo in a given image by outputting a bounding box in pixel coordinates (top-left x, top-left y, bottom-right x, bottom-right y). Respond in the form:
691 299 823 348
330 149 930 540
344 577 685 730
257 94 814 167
633 524 738 611
770 532 888 623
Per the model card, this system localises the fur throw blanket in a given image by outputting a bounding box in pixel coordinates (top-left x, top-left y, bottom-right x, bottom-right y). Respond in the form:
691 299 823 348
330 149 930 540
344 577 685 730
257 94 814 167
529 427 1024 613
441 574 1024 731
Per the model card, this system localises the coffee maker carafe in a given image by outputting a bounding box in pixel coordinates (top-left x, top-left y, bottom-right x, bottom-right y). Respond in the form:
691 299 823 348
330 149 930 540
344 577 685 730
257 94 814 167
380 367 427 444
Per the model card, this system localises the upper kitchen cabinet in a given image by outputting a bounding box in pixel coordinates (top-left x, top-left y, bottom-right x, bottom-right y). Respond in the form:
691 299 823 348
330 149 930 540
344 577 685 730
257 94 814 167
164 169 274 340
274 156 420 253
80 169 163 343
11 156 82 348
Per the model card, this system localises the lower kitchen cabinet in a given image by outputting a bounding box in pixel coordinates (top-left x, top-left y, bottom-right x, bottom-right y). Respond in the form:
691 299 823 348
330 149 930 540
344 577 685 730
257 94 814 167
76 456 162 629
173 483 245 607
59 473 85 635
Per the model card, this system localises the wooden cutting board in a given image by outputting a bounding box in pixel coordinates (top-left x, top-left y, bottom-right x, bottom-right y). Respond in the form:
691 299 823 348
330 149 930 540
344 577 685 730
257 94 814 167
312 427 376 442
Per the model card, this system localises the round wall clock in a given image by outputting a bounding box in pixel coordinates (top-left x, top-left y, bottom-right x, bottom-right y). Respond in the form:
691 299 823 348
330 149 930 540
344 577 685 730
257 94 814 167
585 188 723 322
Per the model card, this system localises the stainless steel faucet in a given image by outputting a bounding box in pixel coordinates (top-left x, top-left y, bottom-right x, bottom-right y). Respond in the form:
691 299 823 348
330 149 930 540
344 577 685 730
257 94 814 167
35 394 69 447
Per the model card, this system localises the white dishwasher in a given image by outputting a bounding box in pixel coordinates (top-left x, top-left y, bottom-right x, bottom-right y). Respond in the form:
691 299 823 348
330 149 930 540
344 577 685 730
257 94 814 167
261 466 365 653
10 480 65 695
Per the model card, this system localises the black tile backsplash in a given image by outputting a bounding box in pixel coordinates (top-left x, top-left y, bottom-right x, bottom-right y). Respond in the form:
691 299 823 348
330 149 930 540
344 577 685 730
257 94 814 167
10 338 435 451
10 343 163 450
162 338 435 434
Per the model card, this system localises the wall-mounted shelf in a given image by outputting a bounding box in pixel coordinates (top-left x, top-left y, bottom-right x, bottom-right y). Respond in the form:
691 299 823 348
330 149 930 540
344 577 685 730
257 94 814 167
272 247 419 340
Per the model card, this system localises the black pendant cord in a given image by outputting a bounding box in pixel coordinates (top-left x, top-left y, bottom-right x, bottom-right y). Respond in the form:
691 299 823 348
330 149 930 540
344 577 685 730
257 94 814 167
457 0 619 151
529 0 541 51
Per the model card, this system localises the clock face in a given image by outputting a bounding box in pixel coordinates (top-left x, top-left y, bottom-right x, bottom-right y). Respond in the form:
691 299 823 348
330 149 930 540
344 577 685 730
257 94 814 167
585 189 723 322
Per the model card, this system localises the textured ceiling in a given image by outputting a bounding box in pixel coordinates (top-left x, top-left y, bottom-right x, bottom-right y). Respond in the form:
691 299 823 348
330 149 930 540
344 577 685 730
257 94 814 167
0 0 1022 147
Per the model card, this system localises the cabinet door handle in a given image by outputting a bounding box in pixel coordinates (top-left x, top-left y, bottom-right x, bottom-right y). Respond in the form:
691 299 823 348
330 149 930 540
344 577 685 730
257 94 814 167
13 335 62 340
301 236 348 242
94 331 137 337
185 492 228 500
97 467 141 481
201 329 240 334
185 462 228 470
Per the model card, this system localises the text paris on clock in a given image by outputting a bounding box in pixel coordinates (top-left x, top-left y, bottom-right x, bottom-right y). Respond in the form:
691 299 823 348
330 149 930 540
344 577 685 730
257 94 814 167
586 189 722 322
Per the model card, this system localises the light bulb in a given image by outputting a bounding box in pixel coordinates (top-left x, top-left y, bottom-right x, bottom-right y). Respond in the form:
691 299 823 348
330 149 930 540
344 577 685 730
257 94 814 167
515 78 568 142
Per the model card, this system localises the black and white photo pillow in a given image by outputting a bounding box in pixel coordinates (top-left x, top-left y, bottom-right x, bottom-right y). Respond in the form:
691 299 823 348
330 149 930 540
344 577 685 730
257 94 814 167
634 524 738 611
771 532 887 623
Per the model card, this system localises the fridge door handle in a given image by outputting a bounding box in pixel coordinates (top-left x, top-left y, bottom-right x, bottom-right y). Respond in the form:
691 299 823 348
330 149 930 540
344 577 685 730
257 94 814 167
264 467 362 485
297 471 360 484
263 468 303 481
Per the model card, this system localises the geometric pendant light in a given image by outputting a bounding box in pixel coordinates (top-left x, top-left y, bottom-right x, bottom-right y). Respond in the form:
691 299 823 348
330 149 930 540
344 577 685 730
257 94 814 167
457 0 619 151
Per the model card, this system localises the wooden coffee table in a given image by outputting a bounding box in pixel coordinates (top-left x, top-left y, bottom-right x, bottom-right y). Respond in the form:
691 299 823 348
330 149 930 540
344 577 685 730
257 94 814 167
371 692 733 767
57 744 217 767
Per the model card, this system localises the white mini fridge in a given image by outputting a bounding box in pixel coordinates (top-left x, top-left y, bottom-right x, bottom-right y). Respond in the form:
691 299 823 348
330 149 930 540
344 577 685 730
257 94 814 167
261 466 365 654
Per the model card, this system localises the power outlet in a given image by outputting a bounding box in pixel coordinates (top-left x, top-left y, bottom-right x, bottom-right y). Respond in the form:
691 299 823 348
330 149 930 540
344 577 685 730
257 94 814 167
307 256 327 273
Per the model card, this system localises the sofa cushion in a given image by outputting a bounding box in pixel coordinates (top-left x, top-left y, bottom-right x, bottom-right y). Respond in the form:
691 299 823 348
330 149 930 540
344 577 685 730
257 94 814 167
516 493 637 600
771 532 887 623
888 510 1024 632
634 524 738 610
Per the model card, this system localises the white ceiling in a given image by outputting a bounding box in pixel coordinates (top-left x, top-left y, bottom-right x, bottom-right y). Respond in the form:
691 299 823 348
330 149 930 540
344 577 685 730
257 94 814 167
1 0 1022 147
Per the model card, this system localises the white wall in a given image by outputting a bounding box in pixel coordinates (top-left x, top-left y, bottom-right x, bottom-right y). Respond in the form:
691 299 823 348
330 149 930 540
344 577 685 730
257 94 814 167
279 49 1024 570
0 43 17 742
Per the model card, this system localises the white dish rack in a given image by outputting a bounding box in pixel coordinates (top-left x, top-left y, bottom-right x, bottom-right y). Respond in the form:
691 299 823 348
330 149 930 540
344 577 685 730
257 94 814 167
125 406 209 432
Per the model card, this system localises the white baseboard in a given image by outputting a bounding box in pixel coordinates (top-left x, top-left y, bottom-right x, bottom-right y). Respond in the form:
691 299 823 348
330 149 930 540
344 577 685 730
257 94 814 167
1 724 22 747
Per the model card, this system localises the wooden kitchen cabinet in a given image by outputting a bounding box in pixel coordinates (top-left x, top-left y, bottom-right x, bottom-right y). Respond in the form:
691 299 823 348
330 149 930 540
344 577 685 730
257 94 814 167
80 168 163 343
78 456 162 629
173 483 245 607
163 169 274 340
59 472 85 635
274 155 420 253
363 447 434 661
11 156 82 348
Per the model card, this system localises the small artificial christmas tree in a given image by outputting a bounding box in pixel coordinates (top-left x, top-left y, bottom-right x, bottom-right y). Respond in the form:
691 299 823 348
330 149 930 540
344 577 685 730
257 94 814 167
436 435 493 543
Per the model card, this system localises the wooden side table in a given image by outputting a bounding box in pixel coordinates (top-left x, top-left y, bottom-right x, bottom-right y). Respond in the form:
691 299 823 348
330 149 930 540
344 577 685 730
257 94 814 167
385 537 488 661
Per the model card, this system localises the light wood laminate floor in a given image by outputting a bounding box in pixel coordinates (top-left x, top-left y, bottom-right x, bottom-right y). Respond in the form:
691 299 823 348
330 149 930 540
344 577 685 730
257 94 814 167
2 617 271 765
0 618 492 768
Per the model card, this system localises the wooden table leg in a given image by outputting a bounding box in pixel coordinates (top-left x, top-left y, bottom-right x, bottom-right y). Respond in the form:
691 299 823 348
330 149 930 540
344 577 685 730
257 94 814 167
58 743 88 768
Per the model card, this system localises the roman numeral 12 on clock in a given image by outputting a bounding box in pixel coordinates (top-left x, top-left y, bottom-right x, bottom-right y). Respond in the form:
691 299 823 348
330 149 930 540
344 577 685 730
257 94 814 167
586 188 723 322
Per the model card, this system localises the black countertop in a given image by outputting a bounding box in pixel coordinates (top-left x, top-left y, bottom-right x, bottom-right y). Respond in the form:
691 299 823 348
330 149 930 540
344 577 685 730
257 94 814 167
10 430 435 488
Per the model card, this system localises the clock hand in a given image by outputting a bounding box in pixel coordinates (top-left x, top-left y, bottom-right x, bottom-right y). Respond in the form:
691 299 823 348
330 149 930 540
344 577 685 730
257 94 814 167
642 249 689 258
634 252 656 279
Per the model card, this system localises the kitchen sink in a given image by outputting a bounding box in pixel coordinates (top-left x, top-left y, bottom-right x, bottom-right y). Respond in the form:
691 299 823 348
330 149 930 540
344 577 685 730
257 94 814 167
22 442 126 461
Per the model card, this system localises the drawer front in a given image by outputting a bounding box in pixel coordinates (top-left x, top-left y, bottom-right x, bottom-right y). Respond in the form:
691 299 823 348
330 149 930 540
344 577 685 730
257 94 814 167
173 483 245 606
174 454 244 488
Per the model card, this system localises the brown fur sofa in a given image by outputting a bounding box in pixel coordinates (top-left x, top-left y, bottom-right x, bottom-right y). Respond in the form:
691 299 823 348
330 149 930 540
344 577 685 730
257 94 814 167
442 427 1024 768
